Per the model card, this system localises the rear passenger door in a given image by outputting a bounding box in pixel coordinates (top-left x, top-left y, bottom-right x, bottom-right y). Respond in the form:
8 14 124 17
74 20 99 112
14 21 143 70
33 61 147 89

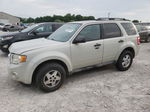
102 23 125 63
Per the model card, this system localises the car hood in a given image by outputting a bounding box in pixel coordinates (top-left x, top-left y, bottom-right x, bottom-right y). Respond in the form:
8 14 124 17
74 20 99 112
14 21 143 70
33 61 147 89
9 38 62 54
0 32 19 37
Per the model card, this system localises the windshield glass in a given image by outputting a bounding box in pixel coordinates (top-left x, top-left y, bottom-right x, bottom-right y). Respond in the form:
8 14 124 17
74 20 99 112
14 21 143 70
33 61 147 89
48 23 81 42
21 24 39 33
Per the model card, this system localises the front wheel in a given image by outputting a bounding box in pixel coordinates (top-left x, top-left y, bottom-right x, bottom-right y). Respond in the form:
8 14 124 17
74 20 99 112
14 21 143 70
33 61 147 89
116 50 133 71
36 63 66 92
0 44 10 53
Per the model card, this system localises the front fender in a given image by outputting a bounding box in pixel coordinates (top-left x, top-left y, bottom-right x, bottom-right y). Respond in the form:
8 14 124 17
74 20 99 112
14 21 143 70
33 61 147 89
25 51 72 84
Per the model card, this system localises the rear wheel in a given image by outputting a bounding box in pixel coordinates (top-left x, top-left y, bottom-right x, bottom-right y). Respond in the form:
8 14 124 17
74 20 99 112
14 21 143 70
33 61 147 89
36 63 66 92
116 50 133 71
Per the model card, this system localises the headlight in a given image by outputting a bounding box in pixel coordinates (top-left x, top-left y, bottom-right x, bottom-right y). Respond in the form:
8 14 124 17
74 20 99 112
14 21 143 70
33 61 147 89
2 36 13 40
9 54 27 64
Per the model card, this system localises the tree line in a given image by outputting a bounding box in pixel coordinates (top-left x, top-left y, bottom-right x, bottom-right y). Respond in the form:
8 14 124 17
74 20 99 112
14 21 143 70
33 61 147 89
20 13 95 23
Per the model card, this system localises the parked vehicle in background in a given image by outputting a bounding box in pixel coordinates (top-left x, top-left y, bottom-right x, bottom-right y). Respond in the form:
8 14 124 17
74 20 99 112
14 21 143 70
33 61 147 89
2 24 24 32
8 19 140 92
0 22 63 52
135 25 150 42
0 23 5 30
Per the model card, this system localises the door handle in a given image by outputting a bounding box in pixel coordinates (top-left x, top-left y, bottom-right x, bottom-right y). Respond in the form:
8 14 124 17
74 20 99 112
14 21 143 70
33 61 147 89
118 40 124 43
94 43 101 49
94 43 101 47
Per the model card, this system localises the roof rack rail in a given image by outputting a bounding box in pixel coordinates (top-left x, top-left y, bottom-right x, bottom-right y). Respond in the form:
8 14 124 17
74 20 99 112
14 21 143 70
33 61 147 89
96 18 130 21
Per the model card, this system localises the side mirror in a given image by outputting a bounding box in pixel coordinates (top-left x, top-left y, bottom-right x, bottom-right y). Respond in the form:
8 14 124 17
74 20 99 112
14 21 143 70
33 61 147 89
73 37 86 44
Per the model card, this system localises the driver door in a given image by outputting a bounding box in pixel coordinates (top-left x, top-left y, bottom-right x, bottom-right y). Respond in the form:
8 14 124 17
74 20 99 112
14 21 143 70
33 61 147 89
30 24 53 39
71 24 103 69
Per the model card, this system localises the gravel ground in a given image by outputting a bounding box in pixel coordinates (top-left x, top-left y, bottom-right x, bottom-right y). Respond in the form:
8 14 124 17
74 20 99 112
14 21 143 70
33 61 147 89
0 43 150 112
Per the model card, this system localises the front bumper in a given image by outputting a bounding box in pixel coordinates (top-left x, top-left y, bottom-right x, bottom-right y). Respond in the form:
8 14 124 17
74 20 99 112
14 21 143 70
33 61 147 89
8 62 32 84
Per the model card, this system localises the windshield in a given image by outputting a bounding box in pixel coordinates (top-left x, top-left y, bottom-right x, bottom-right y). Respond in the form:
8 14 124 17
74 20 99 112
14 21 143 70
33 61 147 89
21 24 39 33
48 23 81 42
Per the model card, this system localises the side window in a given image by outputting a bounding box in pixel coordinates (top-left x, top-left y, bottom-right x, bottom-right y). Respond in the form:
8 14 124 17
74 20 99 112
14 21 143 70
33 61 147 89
34 24 52 33
76 24 100 42
121 23 137 35
53 24 62 31
35 26 45 33
45 24 52 32
103 23 122 39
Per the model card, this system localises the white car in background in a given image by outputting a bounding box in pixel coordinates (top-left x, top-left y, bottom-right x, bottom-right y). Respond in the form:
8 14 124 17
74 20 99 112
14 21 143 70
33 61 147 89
0 23 5 30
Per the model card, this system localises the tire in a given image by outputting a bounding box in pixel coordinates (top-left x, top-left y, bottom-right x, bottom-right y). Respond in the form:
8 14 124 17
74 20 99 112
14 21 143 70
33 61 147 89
116 50 133 71
1 47 9 53
36 63 66 92
0 44 10 53
145 36 150 43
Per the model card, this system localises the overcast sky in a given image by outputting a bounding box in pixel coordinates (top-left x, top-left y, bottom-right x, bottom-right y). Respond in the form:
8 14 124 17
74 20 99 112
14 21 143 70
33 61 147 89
0 0 150 22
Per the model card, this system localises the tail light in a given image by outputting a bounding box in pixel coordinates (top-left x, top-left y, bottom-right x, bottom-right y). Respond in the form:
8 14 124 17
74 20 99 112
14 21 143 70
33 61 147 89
137 36 140 45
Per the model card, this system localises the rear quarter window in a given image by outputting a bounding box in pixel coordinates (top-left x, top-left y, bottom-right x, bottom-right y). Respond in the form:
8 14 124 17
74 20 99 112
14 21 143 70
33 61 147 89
121 23 137 36
103 23 122 39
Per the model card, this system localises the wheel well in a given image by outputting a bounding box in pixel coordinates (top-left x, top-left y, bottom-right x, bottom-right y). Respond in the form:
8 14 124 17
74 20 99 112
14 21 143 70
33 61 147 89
122 47 135 58
32 59 69 84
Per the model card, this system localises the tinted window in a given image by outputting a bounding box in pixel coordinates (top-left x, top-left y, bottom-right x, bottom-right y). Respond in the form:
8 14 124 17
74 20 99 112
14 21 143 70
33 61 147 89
76 24 100 41
35 24 52 33
121 23 137 35
21 24 39 33
35 26 45 32
103 23 122 38
53 24 63 31
45 24 52 32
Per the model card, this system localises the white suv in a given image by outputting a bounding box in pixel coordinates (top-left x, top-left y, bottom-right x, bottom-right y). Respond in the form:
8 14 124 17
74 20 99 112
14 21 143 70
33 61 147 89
8 19 140 92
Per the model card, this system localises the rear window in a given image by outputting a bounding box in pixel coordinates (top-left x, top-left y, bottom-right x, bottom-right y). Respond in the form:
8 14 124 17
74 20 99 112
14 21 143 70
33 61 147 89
121 23 137 35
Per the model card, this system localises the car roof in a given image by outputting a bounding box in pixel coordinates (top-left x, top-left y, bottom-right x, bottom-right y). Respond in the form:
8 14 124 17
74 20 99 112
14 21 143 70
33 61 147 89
37 22 64 25
70 20 132 25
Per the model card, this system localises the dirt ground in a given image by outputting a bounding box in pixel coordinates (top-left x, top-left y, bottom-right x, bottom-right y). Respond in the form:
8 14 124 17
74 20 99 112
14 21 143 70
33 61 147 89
0 43 150 112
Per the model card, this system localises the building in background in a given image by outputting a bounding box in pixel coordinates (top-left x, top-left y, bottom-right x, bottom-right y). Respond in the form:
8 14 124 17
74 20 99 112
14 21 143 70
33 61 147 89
0 12 20 24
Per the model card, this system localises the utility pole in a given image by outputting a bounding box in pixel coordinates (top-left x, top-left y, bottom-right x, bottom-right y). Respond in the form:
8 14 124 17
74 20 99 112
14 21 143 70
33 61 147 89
108 12 111 18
